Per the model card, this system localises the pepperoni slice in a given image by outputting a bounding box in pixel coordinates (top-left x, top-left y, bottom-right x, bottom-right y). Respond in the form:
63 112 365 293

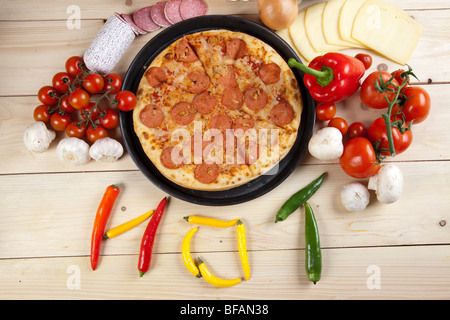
232 114 255 132
194 162 219 184
140 104 164 128
218 65 238 88
179 0 208 20
193 91 217 114
160 146 184 169
270 101 295 127
151 1 172 27
171 101 196 125
145 67 167 87
164 0 183 24
226 38 248 60
209 114 232 133
188 71 210 94
175 37 198 63
221 87 243 110
259 63 281 85
244 87 268 111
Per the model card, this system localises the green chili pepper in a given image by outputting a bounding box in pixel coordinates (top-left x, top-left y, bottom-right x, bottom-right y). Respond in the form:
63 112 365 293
304 202 322 284
274 172 327 223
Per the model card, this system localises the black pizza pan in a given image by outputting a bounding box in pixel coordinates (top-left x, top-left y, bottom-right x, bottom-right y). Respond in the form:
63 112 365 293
119 15 316 206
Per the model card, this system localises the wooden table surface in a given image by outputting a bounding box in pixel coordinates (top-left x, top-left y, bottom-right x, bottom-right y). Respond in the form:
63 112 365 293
1 0 449 300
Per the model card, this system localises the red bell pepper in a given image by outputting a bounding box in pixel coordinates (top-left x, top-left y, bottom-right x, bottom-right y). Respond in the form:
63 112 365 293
288 53 366 104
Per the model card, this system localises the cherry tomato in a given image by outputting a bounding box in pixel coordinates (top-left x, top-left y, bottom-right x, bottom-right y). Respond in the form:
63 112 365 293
328 117 348 136
367 117 413 156
339 137 381 179
360 71 399 109
115 90 137 111
52 72 73 93
81 102 102 121
86 125 108 143
391 69 410 87
347 122 367 139
65 56 85 77
355 53 373 70
100 108 119 129
83 73 105 94
38 86 59 106
66 122 87 139
316 103 336 121
50 113 71 131
393 86 431 124
69 88 90 110
103 74 123 94
60 96 76 114
33 105 51 123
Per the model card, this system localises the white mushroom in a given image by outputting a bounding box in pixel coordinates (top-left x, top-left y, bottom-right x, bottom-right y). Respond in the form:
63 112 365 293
308 127 343 160
89 137 124 162
340 182 370 212
56 137 91 166
368 164 403 204
23 121 56 153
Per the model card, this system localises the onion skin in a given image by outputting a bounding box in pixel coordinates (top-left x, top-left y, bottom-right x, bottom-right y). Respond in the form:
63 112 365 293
257 0 299 31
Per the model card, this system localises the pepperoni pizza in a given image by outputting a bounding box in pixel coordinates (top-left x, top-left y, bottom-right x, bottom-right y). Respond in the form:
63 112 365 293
133 30 302 191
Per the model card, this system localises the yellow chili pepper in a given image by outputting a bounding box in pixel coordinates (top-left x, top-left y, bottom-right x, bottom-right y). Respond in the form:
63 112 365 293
182 227 201 278
237 219 250 281
184 215 239 228
103 210 154 239
197 257 242 287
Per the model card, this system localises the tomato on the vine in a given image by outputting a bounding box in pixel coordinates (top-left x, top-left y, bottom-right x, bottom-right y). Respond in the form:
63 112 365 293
52 72 73 93
115 90 137 111
100 108 119 129
328 117 348 136
66 122 87 139
367 117 413 156
339 137 381 179
38 86 59 106
355 53 373 70
83 73 105 94
316 103 336 121
69 88 90 110
81 102 102 121
33 105 51 123
65 56 85 77
360 71 399 109
391 69 410 87
60 96 76 114
393 86 431 124
347 122 367 139
86 125 108 143
50 113 71 131
103 73 123 94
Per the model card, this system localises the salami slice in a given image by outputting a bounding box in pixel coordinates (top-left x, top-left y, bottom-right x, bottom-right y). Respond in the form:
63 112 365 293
132 6 161 32
180 0 208 20
122 13 148 35
165 0 183 24
151 1 172 27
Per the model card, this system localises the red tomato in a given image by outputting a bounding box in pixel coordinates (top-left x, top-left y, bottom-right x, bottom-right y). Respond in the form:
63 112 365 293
83 73 105 94
328 117 348 136
347 122 367 139
33 105 51 123
81 102 102 121
339 137 381 179
66 122 87 139
60 96 76 114
367 117 413 156
115 90 137 111
100 108 119 129
393 86 431 124
86 125 108 143
316 103 336 121
50 113 71 131
38 86 59 106
52 72 73 93
355 53 373 70
69 88 90 110
391 69 410 87
65 56 85 77
360 71 399 109
103 74 123 94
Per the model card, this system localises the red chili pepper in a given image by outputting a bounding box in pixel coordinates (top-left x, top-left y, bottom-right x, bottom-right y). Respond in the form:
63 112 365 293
288 53 366 104
138 197 167 277
90 184 120 271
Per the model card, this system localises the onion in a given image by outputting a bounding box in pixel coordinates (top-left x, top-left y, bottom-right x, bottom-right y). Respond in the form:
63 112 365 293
257 0 299 31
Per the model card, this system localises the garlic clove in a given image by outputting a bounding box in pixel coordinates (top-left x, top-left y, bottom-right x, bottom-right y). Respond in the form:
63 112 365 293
89 137 124 162
23 121 56 153
56 137 91 166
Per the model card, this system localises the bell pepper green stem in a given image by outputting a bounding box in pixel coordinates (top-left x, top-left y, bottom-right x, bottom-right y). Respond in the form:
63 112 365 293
288 58 334 87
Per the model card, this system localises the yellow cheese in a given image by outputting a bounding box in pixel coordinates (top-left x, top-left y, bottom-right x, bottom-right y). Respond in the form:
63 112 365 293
289 9 323 62
351 0 423 64
304 2 347 53
276 28 306 62
339 0 367 46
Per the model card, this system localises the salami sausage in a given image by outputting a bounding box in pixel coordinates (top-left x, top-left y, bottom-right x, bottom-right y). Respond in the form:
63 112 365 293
226 38 248 60
193 91 217 114
209 114 232 133
244 87 268 111
122 13 148 35
194 162 219 184
179 0 208 20
151 1 172 27
140 104 164 128
259 63 281 85
175 37 198 63
232 114 255 132
188 71 210 94
221 87 243 110
133 6 161 32
165 0 183 24
160 146 184 169
145 67 167 87
218 65 238 88
269 101 295 127
171 101 196 125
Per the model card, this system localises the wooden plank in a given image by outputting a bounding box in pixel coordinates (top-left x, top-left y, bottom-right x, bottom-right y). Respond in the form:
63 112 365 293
1 245 449 299
0 161 448 259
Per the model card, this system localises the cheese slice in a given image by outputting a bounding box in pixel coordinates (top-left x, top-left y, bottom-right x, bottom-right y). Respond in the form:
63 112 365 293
339 0 367 46
351 0 423 64
323 0 365 48
305 2 347 53
289 9 323 62
276 28 307 62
